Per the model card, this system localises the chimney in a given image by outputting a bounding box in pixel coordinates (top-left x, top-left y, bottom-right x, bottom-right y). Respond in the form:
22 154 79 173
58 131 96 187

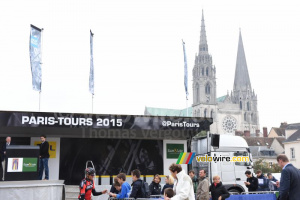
244 130 250 137
263 127 268 137
256 130 260 137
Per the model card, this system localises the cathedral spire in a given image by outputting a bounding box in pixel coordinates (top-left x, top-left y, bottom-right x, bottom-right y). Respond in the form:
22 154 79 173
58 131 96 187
233 29 251 92
199 10 208 54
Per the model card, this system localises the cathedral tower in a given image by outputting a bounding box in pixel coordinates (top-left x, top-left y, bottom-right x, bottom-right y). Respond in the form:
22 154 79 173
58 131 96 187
192 11 217 129
231 30 260 133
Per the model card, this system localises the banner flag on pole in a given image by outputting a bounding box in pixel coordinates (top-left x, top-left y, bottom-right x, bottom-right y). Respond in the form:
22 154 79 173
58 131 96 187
89 30 94 95
182 40 188 100
30 25 42 91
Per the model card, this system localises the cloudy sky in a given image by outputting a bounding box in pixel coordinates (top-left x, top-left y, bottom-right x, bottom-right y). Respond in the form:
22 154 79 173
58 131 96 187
0 0 299 131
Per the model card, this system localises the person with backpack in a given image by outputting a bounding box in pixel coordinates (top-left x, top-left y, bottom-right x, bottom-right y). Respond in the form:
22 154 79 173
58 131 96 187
130 169 145 198
149 174 162 196
78 168 107 200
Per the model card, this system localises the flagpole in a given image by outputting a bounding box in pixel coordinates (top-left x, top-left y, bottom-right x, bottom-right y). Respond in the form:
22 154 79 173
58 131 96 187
92 94 94 113
39 28 44 112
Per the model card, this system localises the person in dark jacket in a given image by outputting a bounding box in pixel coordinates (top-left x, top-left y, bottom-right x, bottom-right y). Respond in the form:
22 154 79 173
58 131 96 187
267 173 278 191
209 175 230 200
189 170 198 193
161 175 174 194
244 170 258 192
149 174 162 196
256 170 268 191
130 169 144 198
277 154 300 200
39 135 50 180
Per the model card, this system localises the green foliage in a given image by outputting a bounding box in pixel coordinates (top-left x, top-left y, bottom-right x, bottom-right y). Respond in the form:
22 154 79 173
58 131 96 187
253 158 281 173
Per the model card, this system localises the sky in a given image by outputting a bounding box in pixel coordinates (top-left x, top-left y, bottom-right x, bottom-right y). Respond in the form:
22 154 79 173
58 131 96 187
0 0 300 131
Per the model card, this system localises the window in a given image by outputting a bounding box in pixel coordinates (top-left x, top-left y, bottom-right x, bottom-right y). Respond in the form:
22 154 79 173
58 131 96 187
247 102 250 111
211 110 214 119
291 148 295 159
204 109 207 118
206 68 209 76
202 68 204 76
205 83 210 94
196 83 199 103
240 101 242 110
244 113 247 121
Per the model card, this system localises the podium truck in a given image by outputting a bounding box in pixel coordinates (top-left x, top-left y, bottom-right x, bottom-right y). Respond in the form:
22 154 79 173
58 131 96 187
191 134 253 193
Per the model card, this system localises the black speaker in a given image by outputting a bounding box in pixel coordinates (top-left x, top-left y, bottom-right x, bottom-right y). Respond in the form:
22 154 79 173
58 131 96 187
211 134 220 148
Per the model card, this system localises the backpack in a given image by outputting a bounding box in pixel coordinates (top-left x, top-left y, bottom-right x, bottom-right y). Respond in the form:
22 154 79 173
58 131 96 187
140 181 150 198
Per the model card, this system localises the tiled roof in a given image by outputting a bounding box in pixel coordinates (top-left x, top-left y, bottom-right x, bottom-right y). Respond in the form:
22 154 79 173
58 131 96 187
284 129 300 143
286 123 300 130
243 137 274 148
272 127 285 137
144 106 192 117
217 95 227 102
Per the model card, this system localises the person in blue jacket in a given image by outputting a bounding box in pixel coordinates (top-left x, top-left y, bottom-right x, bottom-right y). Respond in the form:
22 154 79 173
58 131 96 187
267 173 278 191
109 173 131 199
256 170 268 191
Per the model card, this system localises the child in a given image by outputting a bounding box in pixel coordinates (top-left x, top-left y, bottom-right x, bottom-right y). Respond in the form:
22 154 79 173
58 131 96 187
109 173 131 199
164 188 174 199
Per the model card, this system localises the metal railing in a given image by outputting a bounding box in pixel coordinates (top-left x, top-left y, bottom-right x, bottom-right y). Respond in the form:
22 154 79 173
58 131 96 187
241 191 277 195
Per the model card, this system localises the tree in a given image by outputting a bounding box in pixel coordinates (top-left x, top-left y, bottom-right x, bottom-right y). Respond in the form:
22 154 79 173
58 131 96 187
253 158 281 173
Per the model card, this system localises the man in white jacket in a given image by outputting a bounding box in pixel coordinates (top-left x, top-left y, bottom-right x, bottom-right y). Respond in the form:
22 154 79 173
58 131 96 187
165 163 195 200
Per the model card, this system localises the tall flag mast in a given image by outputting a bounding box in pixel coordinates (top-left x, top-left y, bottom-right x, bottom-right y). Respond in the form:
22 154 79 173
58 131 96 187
182 40 189 116
89 30 95 113
30 24 43 111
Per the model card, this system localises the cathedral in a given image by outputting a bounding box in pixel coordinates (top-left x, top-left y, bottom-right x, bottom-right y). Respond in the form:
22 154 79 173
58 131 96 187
145 11 260 135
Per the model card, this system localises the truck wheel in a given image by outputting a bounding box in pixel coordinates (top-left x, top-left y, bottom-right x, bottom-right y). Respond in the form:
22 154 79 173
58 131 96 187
228 188 241 194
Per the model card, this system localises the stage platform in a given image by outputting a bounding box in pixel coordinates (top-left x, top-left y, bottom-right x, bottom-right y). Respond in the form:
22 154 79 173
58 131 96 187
0 180 65 200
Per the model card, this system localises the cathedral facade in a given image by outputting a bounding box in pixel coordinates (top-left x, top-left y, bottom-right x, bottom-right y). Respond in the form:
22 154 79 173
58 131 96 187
192 12 260 135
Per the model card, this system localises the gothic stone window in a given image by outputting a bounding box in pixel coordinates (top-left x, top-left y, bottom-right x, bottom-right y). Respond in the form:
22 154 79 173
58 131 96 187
205 83 210 94
210 110 214 119
204 109 207 118
240 101 242 110
202 68 204 76
247 102 250 111
196 83 199 103
206 67 209 76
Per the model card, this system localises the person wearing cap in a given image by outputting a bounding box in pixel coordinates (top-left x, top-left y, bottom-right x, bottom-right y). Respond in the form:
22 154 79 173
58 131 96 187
78 167 107 200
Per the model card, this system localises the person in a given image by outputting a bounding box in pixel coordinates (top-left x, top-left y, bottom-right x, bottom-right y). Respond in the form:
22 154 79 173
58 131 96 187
109 177 121 197
267 173 278 191
189 170 198 193
164 188 174 199
161 175 174 194
196 169 209 200
78 167 107 200
256 170 268 191
130 169 144 198
276 154 300 200
209 175 230 200
1 137 11 181
244 170 258 192
39 135 50 180
149 174 162 196
164 163 195 200
109 173 131 199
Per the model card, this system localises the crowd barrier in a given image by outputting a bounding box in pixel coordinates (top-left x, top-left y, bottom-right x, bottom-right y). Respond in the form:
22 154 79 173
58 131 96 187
227 191 277 200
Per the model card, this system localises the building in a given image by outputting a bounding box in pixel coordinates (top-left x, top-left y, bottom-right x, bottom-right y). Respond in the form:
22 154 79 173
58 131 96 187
145 11 260 136
283 125 300 169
